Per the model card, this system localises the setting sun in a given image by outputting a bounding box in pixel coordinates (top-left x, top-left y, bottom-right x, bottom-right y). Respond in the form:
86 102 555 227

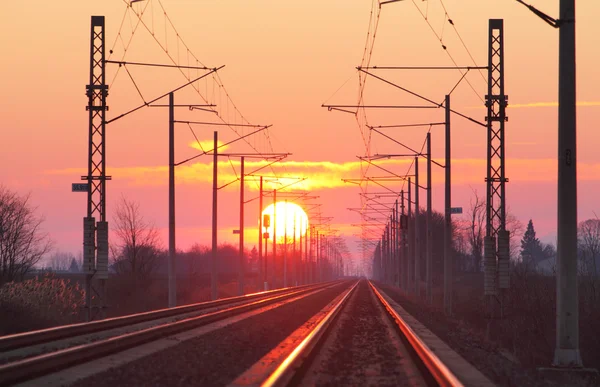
262 202 308 241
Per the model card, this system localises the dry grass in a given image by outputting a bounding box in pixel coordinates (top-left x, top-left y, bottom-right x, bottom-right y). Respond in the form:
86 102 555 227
0 273 85 335
0 273 264 334
106 274 263 318
379 270 600 386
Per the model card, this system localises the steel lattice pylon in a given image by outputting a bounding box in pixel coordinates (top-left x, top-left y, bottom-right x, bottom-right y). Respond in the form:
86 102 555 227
83 16 110 320
86 16 108 222
484 19 510 297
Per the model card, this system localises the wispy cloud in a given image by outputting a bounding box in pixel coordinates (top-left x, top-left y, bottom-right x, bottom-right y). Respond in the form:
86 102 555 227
47 159 410 191
46 158 600 190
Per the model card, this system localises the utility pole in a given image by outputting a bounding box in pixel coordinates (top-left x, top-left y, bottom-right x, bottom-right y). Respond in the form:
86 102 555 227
293 211 297 286
389 219 393 285
211 131 218 300
388 214 392 285
515 1 581 366
386 225 390 284
318 232 322 282
299 217 303 285
395 199 400 288
309 226 313 283
382 227 386 283
305 221 309 283
393 206 398 286
414 157 420 297
426 132 433 304
381 232 386 283
400 190 406 292
168 92 176 307
444 95 452 316
238 157 245 296
264 217 269 291
407 177 413 294
258 176 263 286
555 0 580 367
272 189 277 287
284 200 288 287
513 0 583 366
389 223 393 284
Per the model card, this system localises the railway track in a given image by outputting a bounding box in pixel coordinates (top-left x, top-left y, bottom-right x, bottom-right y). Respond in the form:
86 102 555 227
231 279 479 387
2 279 493 386
0 281 342 386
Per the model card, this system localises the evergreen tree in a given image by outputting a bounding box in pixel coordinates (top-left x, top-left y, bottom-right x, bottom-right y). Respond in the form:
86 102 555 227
520 219 543 265
68 258 80 272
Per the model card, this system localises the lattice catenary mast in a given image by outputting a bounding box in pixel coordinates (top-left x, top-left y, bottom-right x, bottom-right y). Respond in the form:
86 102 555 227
82 16 110 320
484 19 509 300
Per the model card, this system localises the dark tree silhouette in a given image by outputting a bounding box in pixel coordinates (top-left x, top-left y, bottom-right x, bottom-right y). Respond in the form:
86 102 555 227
110 196 161 279
520 219 544 267
466 190 485 272
578 218 600 276
0 186 52 284
68 258 80 273
48 251 75 271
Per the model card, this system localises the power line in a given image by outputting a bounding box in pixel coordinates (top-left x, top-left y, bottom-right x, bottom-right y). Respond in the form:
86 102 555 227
112 0 284 180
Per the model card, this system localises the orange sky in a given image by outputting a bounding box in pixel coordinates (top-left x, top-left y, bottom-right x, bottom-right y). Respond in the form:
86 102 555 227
1 1 599 272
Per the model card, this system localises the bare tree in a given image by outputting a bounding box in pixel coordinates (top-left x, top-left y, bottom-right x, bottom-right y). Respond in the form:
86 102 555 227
110 196 161 279
453 228 472 272
578 219 600 277
0 186 52 284
465 189 485 272
506 211 524 260
48 251 75 271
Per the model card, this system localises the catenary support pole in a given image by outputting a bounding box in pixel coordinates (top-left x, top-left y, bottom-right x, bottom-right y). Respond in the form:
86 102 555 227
426 132 433 304
299 217 303 285
554 0 581 367
407 177 413 294
309 226 313 283
84 16 109 321
258 176 263 286
273 190 277 287
305 221 309 283
264 227 268 291
444 95 453 316
284 200 288 287
293 211 297 285
400 190 406 291
318 232 322 282
168 92 176 307
211 131 218 300
238 157 245 296
396 199 400 288
414 157 420 297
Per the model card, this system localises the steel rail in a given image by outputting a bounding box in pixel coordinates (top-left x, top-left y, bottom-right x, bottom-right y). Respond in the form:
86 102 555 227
369 281 464 387
260 280 359 387
0 283 324 352
0 282 345 386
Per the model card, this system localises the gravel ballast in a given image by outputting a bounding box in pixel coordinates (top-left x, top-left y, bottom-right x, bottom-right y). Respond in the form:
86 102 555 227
304 280 427 386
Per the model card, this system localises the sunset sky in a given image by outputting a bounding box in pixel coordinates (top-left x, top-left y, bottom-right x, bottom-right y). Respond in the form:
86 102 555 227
1 0 599 273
